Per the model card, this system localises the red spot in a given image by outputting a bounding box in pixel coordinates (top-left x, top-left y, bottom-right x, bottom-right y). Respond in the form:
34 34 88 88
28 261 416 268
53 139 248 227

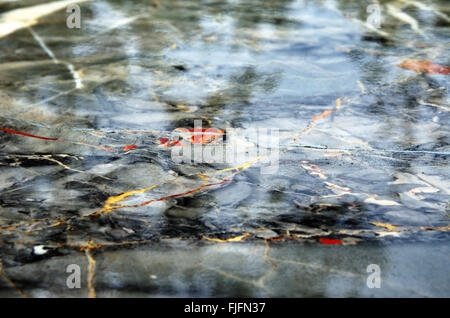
268 236 284 242
160 128 224 147
319 238 343 245
158 138 187 147
168 140 183 146
123 145 136 151
190 134 208 144
0 128 58 141
158 137 170 145
397 59 450 75
174 127 224 144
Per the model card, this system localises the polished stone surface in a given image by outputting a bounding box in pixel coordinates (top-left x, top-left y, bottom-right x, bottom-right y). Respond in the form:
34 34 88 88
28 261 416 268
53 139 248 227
0 0 449 297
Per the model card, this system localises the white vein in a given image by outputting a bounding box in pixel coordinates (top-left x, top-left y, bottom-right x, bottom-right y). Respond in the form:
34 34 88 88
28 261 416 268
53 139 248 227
28 27 83 89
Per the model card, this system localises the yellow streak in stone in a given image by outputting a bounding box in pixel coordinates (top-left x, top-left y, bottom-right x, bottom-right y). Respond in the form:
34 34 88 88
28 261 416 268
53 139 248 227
42 155 111 181
93 175 189 215
0 260 28 298
85 250 96 298
335 97 342 110
256 240 276 293
100 184 161 213
202 234 250 242
356 80 366 94
371 222 399 231
216 156 262 173
152 91 159 102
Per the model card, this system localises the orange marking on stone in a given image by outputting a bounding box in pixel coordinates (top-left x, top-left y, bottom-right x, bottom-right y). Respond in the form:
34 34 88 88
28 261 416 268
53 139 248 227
397 59 450 75
123 145 136 151
312 109 334 122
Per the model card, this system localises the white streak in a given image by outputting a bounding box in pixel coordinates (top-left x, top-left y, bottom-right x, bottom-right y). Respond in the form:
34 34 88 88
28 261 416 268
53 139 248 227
400 0 450 23
29 28 83 89
387 4 421 34
0 0 92 38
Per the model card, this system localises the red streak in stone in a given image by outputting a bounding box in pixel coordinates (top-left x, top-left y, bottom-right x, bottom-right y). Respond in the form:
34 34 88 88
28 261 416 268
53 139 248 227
158 137 169 144
319 238 343 245
158 138 188 147
85 144 114 152
0 128 58 141
123 145 137 151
